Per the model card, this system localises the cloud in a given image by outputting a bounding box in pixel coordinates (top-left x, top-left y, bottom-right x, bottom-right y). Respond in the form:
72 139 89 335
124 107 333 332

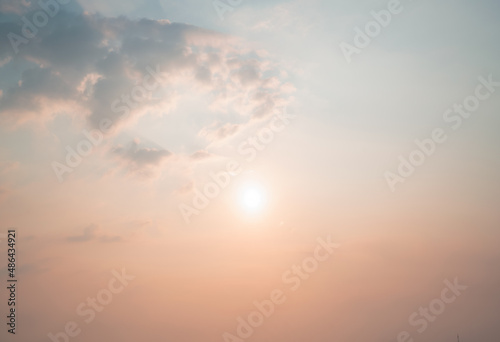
189 150 214 161
0 8 292 124
229 0 320 36
0 8 294 141
0 5 294 187
0 186 9 202
0 67 78 124
67 224 98 242
198 122 241 142
175 181 194 195
112 139 172 178
67 223 122 243
234 64 261 87
0 161 19 174
0 0 30 15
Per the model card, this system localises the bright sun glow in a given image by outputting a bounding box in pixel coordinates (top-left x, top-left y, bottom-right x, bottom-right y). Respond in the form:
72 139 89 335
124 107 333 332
239 182 266 213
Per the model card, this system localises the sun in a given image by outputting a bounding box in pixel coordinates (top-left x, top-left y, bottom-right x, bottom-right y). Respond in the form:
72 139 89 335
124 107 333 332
239 181 266 213
242 187 263 210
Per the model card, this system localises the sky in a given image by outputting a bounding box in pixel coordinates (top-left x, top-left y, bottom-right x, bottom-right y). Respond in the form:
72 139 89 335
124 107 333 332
0 0 499 341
